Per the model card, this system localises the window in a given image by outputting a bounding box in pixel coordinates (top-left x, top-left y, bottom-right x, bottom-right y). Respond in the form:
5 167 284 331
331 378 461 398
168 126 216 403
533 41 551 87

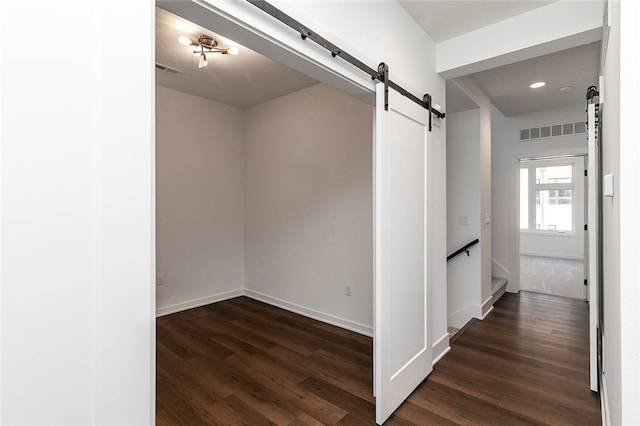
520 159 577 233
520 168 528 229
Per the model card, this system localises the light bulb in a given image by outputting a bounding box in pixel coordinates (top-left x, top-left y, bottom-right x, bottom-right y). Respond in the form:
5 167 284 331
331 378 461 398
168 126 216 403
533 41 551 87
198 53 207 68
226 46 239 56
178 35 191 46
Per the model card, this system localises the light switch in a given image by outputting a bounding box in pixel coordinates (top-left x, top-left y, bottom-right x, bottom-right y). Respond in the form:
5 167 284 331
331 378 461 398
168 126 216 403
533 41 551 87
604 173 614 197
485 213 491 225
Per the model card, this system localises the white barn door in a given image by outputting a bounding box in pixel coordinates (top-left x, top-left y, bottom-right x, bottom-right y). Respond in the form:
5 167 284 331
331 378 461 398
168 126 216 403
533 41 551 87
587 102 599 392
374 83 432 424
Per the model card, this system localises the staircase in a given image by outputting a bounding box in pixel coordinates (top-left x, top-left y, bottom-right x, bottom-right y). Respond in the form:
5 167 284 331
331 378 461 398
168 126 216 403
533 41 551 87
491 276 508 305
448 276 508 342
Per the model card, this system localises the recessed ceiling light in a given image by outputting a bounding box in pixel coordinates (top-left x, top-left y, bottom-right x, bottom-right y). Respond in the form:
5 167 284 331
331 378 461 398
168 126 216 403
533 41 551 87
559 85 572 92
529 81 546 89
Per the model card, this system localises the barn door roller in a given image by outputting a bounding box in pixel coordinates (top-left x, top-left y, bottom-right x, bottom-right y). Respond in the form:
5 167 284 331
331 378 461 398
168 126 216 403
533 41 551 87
377 63 389 111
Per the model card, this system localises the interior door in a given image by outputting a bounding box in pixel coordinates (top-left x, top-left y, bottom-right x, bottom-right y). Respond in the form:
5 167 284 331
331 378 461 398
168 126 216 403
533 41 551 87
584 159 589 301
374 83 432 424
586 102 599 392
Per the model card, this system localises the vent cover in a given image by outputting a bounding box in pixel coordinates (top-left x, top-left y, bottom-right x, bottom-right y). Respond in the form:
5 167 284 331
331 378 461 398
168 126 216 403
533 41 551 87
541 126 551 138
563 123 574 135
155 63 182 75
519 121 586 142
530 128 540 139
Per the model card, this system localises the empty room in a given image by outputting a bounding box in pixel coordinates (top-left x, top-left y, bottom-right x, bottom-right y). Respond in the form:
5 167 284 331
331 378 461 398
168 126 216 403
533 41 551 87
154 6 376 423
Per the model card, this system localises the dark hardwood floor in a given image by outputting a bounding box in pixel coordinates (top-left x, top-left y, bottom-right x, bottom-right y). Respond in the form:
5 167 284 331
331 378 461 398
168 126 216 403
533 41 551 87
157 292 601 425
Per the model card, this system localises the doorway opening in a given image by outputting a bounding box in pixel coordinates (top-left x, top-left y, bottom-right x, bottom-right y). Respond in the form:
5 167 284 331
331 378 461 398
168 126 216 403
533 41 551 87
154 3 377 423
155 7 374 328
518 155 586 299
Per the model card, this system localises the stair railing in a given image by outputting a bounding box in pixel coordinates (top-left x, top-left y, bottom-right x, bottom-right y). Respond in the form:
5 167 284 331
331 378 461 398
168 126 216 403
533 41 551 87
447 238 480 262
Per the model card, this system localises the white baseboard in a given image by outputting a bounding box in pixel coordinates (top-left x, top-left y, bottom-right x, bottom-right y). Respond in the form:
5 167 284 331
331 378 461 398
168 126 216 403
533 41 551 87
156 288 373 336
432 332 450 366
481 295 494 317
448 304 482 329
156 289 244 317
244 289 374 337
520 251 584 261
481 306 494 320
601 374 610 426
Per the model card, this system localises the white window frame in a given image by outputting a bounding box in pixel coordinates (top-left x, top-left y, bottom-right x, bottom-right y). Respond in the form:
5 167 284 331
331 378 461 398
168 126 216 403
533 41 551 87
520 158 579 235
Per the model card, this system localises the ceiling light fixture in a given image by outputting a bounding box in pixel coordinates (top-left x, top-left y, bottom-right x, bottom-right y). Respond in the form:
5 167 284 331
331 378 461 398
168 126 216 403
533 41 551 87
559 85 572 92
529 81 546 89
178 34 239 69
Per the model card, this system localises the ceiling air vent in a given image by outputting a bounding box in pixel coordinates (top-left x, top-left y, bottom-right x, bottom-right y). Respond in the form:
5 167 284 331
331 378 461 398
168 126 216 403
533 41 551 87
155 63 182 75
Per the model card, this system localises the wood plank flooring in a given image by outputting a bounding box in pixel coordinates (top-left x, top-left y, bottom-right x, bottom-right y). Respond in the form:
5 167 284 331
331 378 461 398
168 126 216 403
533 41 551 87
156 292 601 425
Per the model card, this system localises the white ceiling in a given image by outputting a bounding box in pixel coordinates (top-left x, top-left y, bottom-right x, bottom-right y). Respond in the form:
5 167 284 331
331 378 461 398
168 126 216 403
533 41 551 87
401 0 601 117
399 0 556 43
469 41 600 117
155 7 318 108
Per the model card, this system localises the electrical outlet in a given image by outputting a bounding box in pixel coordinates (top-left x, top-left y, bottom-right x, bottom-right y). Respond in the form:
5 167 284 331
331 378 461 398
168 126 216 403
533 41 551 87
156 274 165 286
345 283 352 297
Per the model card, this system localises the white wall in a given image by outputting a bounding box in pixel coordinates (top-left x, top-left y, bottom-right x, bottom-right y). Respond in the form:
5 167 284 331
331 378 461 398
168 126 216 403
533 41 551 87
617 0 640 423
599 0 628 423
244 84 373 334
449 77 493 318
446 108 481 328
155 83 373 333
1 0 154 424
275 1 445 98
520 156 585 260
521 232 584 259
428 110 449 359
492 105 587 292
156 87 245 315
